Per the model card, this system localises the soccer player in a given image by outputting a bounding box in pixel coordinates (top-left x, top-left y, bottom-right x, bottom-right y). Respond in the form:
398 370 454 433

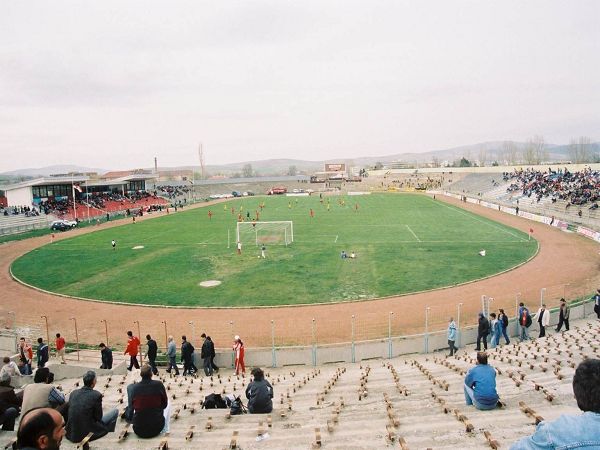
309 208 314 219
237 241 242 255
261 244 266 259
355 203 359 212
111 240 116 250
208 210 213 220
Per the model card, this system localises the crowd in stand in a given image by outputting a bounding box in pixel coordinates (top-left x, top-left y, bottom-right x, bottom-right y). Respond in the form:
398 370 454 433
155 185 190 199
504 167 600 209
1 205 41 217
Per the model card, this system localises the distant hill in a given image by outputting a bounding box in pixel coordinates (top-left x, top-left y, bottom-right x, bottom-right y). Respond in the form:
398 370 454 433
0 164 107 178
2 141 598 179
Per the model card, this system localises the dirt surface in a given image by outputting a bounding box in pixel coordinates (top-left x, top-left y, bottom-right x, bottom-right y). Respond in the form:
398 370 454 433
1 195 598 349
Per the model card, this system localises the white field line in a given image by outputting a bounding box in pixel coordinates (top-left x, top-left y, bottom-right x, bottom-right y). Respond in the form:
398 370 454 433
436 200 527 242
405 225 421 242
334 235 339 243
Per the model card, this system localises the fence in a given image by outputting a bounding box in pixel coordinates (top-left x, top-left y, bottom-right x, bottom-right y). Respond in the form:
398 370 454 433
1 281 597 367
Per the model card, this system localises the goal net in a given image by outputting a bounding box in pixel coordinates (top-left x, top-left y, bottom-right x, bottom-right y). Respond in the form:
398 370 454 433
236 221 293 246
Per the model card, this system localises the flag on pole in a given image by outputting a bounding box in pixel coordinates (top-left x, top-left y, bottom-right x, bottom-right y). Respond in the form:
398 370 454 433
529 228 534 233
528 227 533 241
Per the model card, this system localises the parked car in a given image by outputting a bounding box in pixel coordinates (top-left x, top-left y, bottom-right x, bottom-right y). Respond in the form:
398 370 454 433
50 219 77 231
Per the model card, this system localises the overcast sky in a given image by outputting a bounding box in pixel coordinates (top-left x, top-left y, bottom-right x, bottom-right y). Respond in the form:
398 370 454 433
1 0 599 172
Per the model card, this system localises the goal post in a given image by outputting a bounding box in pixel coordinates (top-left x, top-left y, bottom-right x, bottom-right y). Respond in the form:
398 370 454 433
236 221 294 246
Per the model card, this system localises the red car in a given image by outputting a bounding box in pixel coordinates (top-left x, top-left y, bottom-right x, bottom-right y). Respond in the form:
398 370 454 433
267 187 287 195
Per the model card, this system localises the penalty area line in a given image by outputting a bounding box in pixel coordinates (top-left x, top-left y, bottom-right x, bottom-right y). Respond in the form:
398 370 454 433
405 225 421 242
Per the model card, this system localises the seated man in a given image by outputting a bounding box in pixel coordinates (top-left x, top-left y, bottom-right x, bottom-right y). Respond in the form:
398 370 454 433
66 370 118 443
464 352 499 410
245 367 273 414
127 364 168 438
0 383 22 431
21 368 68 420
0 356 22 387
17 407 65 450
510 359 600 449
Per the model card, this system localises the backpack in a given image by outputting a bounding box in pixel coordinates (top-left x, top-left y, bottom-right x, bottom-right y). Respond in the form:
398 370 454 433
525 311 532 328
230 396 246 415
501 314 509 329
202 393 227 409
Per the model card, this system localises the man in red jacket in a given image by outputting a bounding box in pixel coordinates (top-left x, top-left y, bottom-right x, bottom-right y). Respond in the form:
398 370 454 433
124 331 140 371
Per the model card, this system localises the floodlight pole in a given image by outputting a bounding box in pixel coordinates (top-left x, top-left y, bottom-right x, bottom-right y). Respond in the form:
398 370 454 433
134 321 142 363
457 303 463 348
311 318 317 367
70 317 79 361
388 312 394 359
351 315 356 363
271 320 276 368
161 321 168 351
515 293 521 336
540 288 546 307
100 319 109 346
40 316 50 349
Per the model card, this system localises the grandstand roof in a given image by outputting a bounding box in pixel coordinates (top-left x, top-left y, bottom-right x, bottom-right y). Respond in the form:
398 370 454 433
0 175 89 191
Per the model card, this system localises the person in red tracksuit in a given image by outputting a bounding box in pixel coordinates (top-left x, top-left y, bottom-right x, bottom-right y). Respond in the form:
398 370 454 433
124 331 140 371
233 336 245 375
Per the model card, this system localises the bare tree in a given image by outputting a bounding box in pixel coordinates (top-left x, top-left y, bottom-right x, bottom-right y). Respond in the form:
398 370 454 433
242 164 254 178
502 141 519 165
522 135 546 165
478 146 488 167
287 165 298 176
568 136 592 163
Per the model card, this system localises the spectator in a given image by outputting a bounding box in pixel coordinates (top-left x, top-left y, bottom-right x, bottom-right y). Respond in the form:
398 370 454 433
593 289 600 320
37 337 49 369
18 337 33 375
0 382 21 431
21 368 68 420
498 309 510 345
146 335 158 376
518 302 532 341
124 331 140 371
55 333 66 365
475 313 490 351
533 304 550 338
510 359 600 449
17 407 65 450
0 356 22 387
489 313 501 348
447 317 458 357
555 298 570 332
464 352 500 411
180 336 197 376
165 336 179 375
246 368 273 414
127 364 168 438
233 336 246 375
200 333 214 376
66 371 118 443
99 343 113 370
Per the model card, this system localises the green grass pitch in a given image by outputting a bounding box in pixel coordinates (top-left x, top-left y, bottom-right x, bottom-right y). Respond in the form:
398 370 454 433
11 193 537 307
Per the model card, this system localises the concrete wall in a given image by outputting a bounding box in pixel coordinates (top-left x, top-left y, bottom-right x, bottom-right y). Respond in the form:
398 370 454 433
208 300 595 368
7 186 33 207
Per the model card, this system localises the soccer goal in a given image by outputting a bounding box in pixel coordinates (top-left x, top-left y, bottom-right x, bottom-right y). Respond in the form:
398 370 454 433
236 221 294 246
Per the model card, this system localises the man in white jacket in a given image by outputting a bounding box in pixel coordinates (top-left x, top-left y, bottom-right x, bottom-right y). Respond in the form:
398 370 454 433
533 304 550 338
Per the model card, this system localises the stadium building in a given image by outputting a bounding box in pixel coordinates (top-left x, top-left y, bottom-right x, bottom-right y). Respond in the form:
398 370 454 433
0 172 158 208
